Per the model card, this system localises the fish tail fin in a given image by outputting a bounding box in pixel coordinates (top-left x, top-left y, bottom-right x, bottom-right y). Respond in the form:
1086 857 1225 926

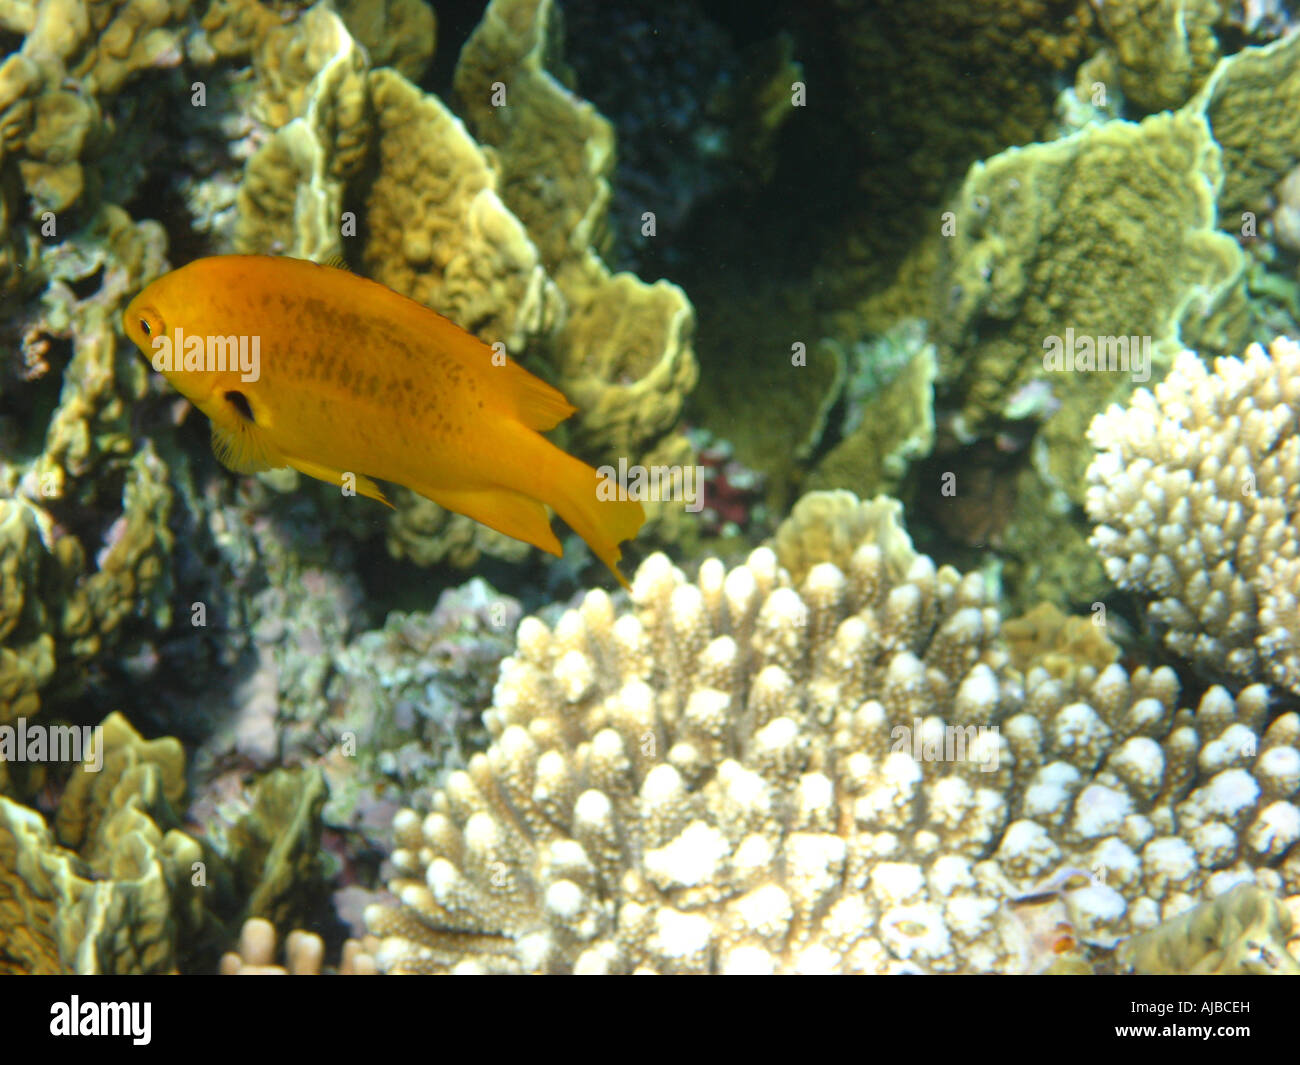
545 450 645 589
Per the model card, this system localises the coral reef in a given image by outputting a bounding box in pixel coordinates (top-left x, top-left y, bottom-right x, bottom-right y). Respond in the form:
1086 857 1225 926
1089 0 1227 113
806 322 937 499
225 0 699 570
1002 602 1120 683
365 493 1300 973
320 578 522 846
218 915 378 974
938 107 1245 502
560 0 799 271
208 767 330 931
769 490 917 589
1116 882 1300 973
797 0 1096 307
1197 31 1300 227
454 0 700 479
0 713 212 973
1087 336 1300 694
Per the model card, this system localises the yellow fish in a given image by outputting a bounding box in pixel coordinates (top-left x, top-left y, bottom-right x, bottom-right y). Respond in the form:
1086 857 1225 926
123 255 644 586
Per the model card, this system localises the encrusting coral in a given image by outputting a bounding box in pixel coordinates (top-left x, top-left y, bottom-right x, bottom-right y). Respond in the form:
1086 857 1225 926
365 491 1300 973
1195 30 1300 228
1087 336 1300 695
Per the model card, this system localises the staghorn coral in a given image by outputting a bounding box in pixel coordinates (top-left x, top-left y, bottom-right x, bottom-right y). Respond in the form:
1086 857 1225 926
218 915 379 974
1116 882 1300 973
365 493 1300 973
1087 336 1300 694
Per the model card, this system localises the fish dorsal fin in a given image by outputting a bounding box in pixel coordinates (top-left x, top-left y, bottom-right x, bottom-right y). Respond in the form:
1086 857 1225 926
320 253 350 271
506 364 577 431
211 418 280 474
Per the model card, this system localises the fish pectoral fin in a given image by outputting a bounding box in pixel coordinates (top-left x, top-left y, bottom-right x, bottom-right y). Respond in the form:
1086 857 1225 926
287 455 394 508
211 420 281 474
422 484 562 557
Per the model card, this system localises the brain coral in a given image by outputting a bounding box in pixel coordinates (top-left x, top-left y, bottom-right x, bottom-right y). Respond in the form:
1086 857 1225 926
1087 336 1300 695
365 493 1300 973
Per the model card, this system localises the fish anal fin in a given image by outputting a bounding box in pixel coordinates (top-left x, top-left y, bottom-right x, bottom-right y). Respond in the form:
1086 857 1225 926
288 455 394 508
421 484 562 557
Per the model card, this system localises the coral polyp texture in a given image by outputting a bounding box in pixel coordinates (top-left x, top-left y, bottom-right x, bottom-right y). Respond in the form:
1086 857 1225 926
365 493 1300 973
1086 336 1300 695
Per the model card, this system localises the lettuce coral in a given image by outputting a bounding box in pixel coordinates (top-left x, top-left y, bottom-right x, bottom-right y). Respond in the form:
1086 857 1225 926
0 713 210 973
939 107 1245 502
228 0 699 569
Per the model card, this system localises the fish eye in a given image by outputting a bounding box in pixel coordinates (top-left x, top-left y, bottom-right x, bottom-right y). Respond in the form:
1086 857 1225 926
132 306 165 342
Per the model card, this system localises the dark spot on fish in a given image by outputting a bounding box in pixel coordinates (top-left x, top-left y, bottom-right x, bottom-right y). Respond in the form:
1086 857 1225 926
225 390 255 422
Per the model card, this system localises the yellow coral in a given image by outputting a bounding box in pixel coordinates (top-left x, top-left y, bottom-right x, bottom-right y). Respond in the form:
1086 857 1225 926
1117 883 1300 974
